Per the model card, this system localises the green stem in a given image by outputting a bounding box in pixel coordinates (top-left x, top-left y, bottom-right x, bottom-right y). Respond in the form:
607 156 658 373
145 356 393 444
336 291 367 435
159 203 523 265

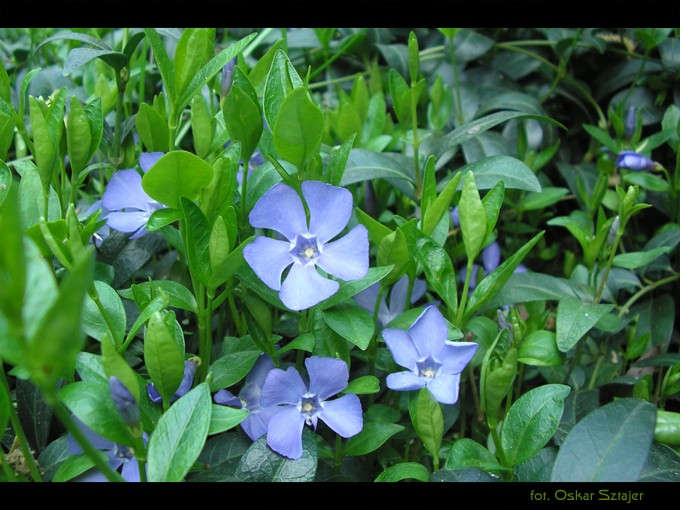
242 28 275 59
334 434 343 475
0 371 43 481
367 286 385 380
133 436 147 483
44 388 124 482
617 272 680 318
0 451 19 481
588 354 605 390
448 35 465 126
410 85 421 197
456 259 474 326
111 69 128 168
594 227 623 303
490 426 508 468
562 338 585 386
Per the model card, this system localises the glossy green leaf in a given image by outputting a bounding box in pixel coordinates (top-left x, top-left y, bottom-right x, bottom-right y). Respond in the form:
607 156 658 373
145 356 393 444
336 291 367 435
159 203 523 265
273 87 324 169
144 311 185 405
513 447 558 482
324 133 356 186
66 96 91 173
234 428 317 482
263 49 304 129
374 462 430 482
445 438 507 473
209 236 251 289
208 404 249 435
422 170 462 236
517 330 564 366
181 197 212 286
344 422 404 456
101 333 140 403
550 398 656 482
136 102 169 153
458 171 486 261
52 453 100 482
223 68 262 163
82 280 126 345
556 297 615 352
174 28 210 99
321 304 374 350
0 375 9 435
500 384 570 466
413 234 457 312
208 350 260 392
639 444 680 482
317 265 393 311
142 150 213 209
388 68 411 126
518 187 569 212
118 279 197 314
190 94 214 158
147 383 212 482
344 375 380 395
413 387 443 463
613 246 671 269
15 379 53 454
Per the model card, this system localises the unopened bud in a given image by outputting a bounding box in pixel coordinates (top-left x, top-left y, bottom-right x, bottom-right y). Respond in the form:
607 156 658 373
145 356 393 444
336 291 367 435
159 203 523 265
109 376 140 428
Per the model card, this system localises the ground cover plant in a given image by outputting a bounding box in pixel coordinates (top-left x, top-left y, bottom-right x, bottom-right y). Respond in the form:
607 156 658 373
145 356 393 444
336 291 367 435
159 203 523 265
0 27 679 488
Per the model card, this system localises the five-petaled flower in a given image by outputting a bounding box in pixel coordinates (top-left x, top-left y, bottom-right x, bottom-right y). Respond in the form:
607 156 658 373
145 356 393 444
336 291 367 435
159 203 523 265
244 181 369 311
260 356 363 459
615 151 657 172
213 354 277 441
102 152 166 238
354 275 427 328
147 360 197 404
382 305 478 405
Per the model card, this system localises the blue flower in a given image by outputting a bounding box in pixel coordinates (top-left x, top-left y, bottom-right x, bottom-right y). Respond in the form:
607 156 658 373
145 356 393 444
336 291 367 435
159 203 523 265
624 106 637 139
102 152 166 238
67 416 147 482
260 356 363 459
221 57 237 97
213 354 277 441
382 305 478 405
616 151 657 171
109 376 140 429
244 181 369 311
354 275 427 327
146 360 197 404
459 241 501 292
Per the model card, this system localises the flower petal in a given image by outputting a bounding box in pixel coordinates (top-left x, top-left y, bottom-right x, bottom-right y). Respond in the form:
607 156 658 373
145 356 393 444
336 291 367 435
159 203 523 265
246 354 276 387
438 341 478 375
265 405 306 459
382 328 419 371
249 182 307 241
279 263 339 311
139 152 164 173
306 356 348 400
411 277 427 303
427 372 461 405
242 405 278 441
260 366 307 407
319 394 363 438
482 242 501 273
353 282 380 314
175 360 197 398
74 467 115 483
243 237 293 291
105 211 149 234
302 181 353 244
409 305 447 359
386 371 427 392
213 389 241 408
388 276 410 316
121 458 141 482
102 169 152 211
68 416 115 454
315 225 369 281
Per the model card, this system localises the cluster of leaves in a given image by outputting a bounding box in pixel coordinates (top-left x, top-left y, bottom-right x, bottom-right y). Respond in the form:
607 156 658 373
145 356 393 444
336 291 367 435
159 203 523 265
0 27 679 484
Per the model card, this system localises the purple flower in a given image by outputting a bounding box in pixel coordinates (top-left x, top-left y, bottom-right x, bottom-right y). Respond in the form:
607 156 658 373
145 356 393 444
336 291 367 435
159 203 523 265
236 148 266 187
354 275 427 327
213 354 277 441
102 152 166 238
616 151 657 171
146 360 197 404
459 241 501 292
382 305 478 405
109 376 140 429
450 206 460 228
67 416 146 482
260 356 363 459
79 199 111 246
244 181 369 311
624 106 637 139
221 57 237 97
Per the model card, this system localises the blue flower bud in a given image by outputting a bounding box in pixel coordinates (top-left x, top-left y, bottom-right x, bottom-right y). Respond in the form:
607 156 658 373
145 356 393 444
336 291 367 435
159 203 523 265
221 57 237 97
109 376 140 428
624 107 636 139
616 151 656 171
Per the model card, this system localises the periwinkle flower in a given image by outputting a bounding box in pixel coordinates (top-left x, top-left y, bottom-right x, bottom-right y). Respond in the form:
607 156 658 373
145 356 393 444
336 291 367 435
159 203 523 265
615 151 657 172
213 354 277 441
244 181 369 311
354 275 427 328
382 305 478 405
260 356 363 459
624 106 637 139
67 416 146 482
109 376 140 429
146 360 197 404
221 57 237 97
102 152 166 239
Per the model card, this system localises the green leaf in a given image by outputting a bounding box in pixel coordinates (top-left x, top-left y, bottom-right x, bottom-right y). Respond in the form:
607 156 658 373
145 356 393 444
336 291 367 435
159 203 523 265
622 171 670 192
445 155 542 193
445 438 508 473
101 333 140 403
209 236 251 289
316 265 394 311
517 187 569 212
81 280 126 345
324 133 355 187
556 297 615 352
190 94 214 158
422 170 462 236
60 380 134 446
208 350 260 392
354 207 392 245
344 422 404 456
413 387 443 464
52 453 99 482
613 246 671 269
118 280 197 314
413 234 457 312
142 150 214 209
15 379 53 454
181 197 212 286
321 303 374 350
481 180 505 236
174 28 210 99
223 68 262 163
136 102 169 153
374 462 430 482
500 384 570 466
513 447 557 482
263 49 304 129
144 311 185 405
273 87 324 169
144 29 176 102
64 47 127 75
388 68 411 126
517 330 564 366
147 383 212 482
639 443 680 481
37 436 70 482
234 429 317 482
0 374 9 434
458 171 486 261
344 375 380 395
66 96 91 173
550 398 656 482
208 404 249 435
431 467 499 482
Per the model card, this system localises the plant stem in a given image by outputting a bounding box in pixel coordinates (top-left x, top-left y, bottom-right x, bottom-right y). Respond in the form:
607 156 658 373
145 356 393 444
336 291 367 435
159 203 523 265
334 434 343 476
448 35 465 126
44 388 124 482
0 371 43 481
617 272 680 318
455 259 474 326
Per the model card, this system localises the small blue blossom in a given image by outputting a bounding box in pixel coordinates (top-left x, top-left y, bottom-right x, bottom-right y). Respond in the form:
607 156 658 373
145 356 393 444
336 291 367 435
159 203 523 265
146 360 197 404
221 57 237 97
102 152 166 238
382 305 478 405
260 356 363 459
244 181 369 311
624 106 637 139
109 376 140 429
354 275 427 327
615 151 657 171
213 354 277 441
67 416 147 482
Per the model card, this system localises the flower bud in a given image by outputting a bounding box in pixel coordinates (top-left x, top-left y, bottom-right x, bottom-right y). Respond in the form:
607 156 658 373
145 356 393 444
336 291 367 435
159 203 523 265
109 376 140 428
607 215 620 246
616 151 656 171
624 106 636 139
221 57 237 97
